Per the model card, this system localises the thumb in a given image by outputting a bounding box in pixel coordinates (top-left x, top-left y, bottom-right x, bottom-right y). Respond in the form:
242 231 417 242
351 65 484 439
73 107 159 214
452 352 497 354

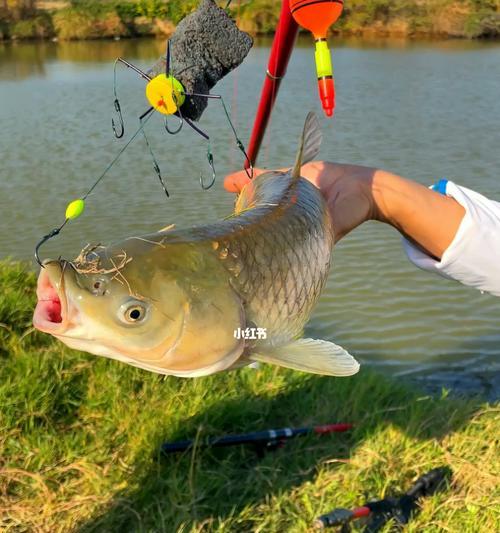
224 170 252 193
224 168 269 193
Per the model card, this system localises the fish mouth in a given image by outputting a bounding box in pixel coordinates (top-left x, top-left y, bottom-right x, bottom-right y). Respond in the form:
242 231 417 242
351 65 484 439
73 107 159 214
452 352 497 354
33 261 74 334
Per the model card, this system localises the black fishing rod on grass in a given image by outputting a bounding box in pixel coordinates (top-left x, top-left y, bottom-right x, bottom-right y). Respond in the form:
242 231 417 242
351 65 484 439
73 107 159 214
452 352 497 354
161 423 353 456
314 466 452 532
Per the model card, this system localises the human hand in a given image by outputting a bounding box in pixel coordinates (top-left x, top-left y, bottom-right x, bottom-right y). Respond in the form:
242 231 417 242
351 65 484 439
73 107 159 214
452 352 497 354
224 161 376 243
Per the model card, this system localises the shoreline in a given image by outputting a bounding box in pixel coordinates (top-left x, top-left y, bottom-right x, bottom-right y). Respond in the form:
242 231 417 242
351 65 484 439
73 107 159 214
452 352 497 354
1 1 500 42
2 29 500 47
3 26 500 43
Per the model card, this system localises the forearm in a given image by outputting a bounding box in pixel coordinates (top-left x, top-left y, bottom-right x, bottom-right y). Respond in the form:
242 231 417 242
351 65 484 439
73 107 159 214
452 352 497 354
307 162 465 259
369 169 465 259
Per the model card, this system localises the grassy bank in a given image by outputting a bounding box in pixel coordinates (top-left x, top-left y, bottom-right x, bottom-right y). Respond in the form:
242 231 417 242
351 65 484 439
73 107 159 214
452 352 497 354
0 259 498 531
1 0 500 41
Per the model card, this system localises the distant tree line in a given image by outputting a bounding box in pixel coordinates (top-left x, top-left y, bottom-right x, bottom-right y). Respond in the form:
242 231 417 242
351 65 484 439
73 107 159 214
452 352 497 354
1 0 37 19
1 0 499 40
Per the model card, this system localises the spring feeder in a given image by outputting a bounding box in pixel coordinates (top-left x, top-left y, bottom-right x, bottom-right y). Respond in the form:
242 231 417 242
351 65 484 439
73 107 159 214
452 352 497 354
34 0 254 267
289 0 343 117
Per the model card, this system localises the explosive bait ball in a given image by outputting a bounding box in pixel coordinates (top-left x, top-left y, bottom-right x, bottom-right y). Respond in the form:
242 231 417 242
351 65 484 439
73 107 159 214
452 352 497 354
148 0 253 121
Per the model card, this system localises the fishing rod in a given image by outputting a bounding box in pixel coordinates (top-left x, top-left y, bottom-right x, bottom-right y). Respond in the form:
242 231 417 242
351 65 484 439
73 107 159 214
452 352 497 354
245 0 299 168
314 466 452 531
161 423 352 455
246 0 345 167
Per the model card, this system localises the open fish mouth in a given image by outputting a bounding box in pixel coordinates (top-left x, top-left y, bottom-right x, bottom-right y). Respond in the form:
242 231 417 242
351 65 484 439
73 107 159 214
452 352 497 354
33 262 71 334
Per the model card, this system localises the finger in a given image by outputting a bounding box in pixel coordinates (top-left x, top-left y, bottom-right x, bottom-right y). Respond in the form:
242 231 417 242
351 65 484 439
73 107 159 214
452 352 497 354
224 171 252 193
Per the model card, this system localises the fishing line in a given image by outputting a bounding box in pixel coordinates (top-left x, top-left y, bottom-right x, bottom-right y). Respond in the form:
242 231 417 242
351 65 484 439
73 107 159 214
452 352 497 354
35 112 155 266
36 19 253 265
140 122 170 197
85 112 154 199
219 95 253 178
111 36 253 185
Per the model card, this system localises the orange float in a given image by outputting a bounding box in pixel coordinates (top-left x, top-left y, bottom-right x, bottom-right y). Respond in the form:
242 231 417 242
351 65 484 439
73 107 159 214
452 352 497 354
289 0 344 117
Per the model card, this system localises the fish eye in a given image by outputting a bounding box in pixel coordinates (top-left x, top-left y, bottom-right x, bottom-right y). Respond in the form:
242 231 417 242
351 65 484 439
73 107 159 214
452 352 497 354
118 301 148 325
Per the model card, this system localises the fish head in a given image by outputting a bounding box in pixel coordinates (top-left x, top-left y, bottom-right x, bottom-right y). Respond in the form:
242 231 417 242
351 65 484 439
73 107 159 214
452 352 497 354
33 246 187 361
33 241 245 376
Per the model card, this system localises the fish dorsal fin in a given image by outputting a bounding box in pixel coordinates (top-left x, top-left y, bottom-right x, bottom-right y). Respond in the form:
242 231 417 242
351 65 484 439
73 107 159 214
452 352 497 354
292 112 322 179
249 338 359 376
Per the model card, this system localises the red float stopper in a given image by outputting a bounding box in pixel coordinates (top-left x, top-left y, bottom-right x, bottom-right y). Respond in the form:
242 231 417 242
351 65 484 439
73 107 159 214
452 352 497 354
313 423 353 434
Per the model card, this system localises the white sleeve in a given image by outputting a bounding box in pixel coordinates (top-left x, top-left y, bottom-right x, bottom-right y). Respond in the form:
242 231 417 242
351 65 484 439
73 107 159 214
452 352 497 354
402 181 500 297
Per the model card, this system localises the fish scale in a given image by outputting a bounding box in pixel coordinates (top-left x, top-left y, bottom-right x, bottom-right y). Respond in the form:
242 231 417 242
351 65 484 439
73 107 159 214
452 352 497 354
213 173 334 345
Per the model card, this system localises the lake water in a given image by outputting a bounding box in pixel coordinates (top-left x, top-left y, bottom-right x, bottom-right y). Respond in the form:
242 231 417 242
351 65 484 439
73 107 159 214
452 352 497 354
0 37 499 399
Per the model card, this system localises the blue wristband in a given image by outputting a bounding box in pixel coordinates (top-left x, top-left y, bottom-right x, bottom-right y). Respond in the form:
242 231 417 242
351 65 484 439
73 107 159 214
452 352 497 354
432 179 448 196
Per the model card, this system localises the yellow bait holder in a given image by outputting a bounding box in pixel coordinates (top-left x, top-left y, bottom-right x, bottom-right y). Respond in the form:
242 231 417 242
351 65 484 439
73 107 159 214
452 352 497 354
145 74 186 115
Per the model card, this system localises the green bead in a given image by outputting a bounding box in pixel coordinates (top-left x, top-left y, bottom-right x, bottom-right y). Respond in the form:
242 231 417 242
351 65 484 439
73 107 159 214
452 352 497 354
65 199 85 220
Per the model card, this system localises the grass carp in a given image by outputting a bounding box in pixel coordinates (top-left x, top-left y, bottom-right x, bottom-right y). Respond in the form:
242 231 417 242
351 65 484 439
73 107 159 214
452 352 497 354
33 113 359 378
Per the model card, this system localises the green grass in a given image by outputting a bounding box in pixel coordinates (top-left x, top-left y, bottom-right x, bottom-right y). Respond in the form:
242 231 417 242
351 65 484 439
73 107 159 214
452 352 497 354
0 260 498 531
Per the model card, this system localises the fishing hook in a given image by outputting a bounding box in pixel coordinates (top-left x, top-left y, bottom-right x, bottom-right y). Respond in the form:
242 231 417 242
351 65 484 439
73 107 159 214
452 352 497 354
200 145 216 190
34 223 66 268
112 59 126 138
165 114 183 135
180 114 215 189
112 58 153 139
112 98 125 139
183 90 253 179
236 139 254 179
165 88 183 135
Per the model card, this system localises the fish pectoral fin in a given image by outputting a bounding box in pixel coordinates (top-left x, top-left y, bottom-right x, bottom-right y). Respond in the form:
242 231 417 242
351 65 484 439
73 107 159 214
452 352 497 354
292 112 323 179
249 338 360 377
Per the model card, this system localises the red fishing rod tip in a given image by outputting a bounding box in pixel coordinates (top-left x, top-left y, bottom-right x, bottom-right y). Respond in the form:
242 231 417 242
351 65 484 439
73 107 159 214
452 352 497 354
314 423 353 434
352 506 371 518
